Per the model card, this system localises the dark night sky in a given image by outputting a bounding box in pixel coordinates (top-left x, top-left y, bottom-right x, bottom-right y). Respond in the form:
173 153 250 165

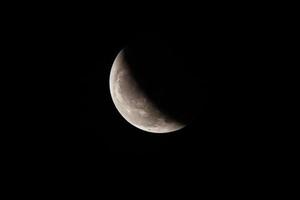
2 3 286 191
79 21 249 155
76 7 274 158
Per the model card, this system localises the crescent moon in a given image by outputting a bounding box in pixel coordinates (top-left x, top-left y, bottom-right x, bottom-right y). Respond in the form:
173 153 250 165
109 49 186 133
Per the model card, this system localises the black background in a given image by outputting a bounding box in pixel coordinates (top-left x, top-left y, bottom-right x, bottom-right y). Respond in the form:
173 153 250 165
2 3 289 193
1 1 297 194
5 4 276 163
78 10 266 156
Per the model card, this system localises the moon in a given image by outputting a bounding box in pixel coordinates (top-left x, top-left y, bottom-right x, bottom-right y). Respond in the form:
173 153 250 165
109 34 202 133
109 49 186 133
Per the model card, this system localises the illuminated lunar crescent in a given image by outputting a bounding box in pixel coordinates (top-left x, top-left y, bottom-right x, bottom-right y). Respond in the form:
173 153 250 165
109 49 186 133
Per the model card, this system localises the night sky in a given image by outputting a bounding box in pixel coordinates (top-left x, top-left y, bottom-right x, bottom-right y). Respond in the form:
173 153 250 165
80 24 231 155
2 4 282 191
78 10 270 157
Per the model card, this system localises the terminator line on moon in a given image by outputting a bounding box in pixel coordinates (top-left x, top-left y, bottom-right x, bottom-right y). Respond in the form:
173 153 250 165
109 49 186 133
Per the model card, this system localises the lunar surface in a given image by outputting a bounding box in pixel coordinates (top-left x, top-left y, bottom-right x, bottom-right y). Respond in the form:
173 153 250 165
109 49 186 133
